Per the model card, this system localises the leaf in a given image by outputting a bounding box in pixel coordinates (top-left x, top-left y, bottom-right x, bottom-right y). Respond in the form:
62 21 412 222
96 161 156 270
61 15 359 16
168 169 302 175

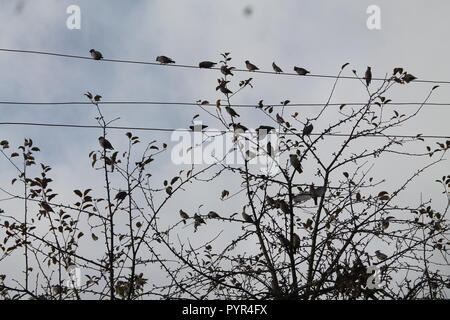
339 104 346 110
91 234 98 241
10 152 19 157
74 190 83 197
77 232 84 239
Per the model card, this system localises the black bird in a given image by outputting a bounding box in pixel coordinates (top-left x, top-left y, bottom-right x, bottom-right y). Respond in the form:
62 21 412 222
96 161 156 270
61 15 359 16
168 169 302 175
156 56 175 64
365 66 372 87
272 62 283 73
199 61 217 68
98 137 114 150
89 49 103 60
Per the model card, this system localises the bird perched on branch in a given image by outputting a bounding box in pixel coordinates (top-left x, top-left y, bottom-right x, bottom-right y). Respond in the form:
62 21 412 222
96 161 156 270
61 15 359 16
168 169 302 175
242 212 254 223
294 66 310 75
272 62 283 73
156 56 175 64
194 214 206 227
375 250 387 261
365 66 372 87
303 123 313 137
245 60 259 71
208 211 220 219
98 137 114 150
179 210 189 224
89 49 103 60
310 185 326 205
114 191 127 201
289 154 303 174
199 61 217 68
278 199 290 215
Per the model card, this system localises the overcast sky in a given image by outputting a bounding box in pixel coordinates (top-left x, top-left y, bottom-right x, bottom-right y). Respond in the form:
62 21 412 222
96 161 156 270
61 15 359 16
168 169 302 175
0 0 449 296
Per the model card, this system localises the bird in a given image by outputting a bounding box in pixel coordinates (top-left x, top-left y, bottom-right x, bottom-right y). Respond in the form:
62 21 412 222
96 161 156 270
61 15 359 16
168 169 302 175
294 66 310 75
194 214 206 225
156 56 175 64
242 212 254 223
114 191 127 201
278 199 290 215
278 233 290 249
89 49 103 60
272 62 283 73
220 65 235 76
303 123 313 137
98 137 114 150
375 250 387 261
208 211 220 219
293 233 301 252
40 201 54 213
365 66 372 87
310 185 326 205
199 61 217 69
293 192 312 204
403 73 417 83
245 60 259 71
225 106 240 118
179 209 189 222
289 154 303 174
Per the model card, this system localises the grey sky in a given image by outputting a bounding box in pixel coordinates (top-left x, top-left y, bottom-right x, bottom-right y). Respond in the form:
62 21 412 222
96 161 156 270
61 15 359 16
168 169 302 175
0 0 449 297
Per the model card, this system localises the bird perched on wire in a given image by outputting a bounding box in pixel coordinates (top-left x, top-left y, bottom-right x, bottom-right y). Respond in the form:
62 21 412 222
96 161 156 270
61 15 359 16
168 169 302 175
156 56 175 64
89 49 103 60
294 66 310 75
245 60 259 71
310 185 326 205
303 123 313 137
221 65 235 76
242 212 254 223
114 191 127 201
289 154 303 174
375 250 387 261
272 62 283 73
199 61 217 69
208 211 220 219
365 66 372 87
98 137 114 150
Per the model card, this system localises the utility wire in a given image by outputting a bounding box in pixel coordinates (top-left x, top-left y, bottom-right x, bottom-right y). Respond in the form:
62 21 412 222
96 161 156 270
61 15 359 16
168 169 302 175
0 101 449 108
1 48 449 85
0 121 448 140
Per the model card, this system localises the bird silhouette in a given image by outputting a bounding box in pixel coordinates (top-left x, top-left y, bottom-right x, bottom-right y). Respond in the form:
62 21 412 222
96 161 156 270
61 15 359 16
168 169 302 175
303 123 313 137
289 154 303 174
114 191 127 201
89 49 103 60
179 210 189 224
365 66 372 87
272 62 283 73
242 212 254 223
245 60 259 71
199 61 217 69
98 137 114 150
375 250 387 260
310 185 326 205
294 66 310 75
208 211 220 219
156 56 175 64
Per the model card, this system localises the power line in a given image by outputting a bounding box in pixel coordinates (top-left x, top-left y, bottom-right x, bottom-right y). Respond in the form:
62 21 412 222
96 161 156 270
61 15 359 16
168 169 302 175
1 48 449 85
0 121 448 140
0 100 449 108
